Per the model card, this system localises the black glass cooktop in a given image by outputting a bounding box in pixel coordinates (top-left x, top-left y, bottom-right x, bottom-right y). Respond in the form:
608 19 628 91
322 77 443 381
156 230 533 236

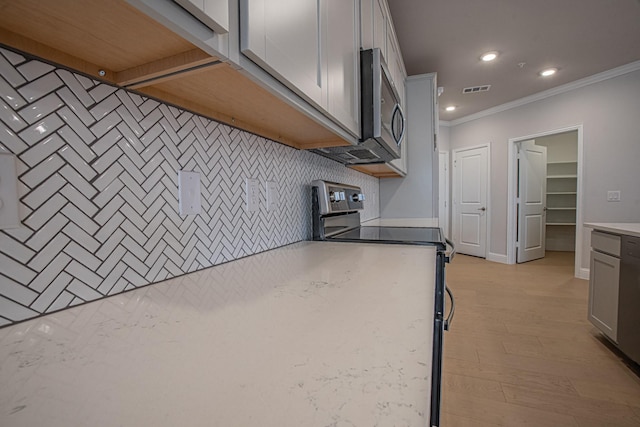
329 226 445 248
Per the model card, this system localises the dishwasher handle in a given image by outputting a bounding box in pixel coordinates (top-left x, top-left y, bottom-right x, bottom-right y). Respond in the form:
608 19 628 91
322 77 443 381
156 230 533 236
444 285 455 331
445 238 456 263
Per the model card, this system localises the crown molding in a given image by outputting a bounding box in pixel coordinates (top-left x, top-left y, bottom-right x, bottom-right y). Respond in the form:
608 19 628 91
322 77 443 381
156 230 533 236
450 60 640 126
438 120 452 127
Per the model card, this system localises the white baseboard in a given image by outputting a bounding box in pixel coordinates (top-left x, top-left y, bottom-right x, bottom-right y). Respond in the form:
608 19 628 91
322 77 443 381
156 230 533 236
577 268 589 280
486 252 509 264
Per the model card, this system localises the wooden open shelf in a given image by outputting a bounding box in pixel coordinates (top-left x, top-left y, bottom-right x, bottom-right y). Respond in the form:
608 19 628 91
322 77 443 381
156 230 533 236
349 164 402 178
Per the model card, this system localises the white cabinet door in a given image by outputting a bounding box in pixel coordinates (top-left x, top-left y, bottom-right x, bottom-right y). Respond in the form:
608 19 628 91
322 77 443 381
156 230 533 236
360 0 373 49
386 27 399 88
517 141 547 263
174 0 229 33
325 0 359 136
373 0 387 57
242 0 324 106
589 249 620 342
453 145 489 258
361 0 386 53
203 0 229 33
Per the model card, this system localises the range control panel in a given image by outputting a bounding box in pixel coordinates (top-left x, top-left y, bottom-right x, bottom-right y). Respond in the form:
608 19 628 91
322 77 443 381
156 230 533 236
313 180 365 215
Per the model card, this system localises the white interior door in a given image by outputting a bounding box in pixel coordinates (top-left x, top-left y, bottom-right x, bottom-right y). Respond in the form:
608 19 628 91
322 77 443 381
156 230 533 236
438 151 449 239
453 146 488 258
517 141 547 263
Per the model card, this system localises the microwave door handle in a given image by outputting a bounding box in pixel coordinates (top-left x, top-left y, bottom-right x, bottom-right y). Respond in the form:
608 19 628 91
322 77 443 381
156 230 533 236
391 104 405 146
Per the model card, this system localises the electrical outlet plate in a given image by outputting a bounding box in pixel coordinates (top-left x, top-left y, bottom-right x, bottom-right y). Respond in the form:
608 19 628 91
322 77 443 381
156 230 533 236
266 181 278 211
178 170 201 215
246 178 259 212
607 190 621 202
0 154 20 229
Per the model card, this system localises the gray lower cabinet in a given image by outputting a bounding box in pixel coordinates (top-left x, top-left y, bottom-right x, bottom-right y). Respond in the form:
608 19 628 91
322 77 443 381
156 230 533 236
588 230 622 342
588 248 620 341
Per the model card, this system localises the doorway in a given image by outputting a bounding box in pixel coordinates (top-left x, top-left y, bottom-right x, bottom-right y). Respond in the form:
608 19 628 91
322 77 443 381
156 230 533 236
507 126 585 278
452 144 490 258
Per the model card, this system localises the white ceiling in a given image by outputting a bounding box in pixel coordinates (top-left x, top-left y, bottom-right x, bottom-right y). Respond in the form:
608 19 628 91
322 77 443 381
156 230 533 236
386 0 640 121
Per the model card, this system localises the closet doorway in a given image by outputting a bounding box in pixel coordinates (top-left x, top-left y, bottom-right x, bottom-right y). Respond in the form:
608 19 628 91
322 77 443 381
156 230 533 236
507 126 584 278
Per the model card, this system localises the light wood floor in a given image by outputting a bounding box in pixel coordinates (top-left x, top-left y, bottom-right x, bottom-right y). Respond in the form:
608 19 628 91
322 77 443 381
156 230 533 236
442 251 640 427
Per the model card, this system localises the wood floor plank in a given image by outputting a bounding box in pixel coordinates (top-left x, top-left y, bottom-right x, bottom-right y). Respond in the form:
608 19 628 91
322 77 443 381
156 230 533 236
502 383 640 426
443 390 579 427
443 357 578 396
574 416 640 427
502 338 618 365
443 373 506 402
441 411 502 427
571 378 640 408
504 321 597 343
476 347 639 386
442 252 640 427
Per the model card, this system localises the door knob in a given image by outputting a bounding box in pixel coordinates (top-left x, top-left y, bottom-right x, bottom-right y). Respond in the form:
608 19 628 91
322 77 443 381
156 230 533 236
478 207 486 211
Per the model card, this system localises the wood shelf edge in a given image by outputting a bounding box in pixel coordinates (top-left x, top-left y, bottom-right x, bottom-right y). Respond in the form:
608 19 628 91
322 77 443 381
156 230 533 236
349 164 402 178
116 48 221 88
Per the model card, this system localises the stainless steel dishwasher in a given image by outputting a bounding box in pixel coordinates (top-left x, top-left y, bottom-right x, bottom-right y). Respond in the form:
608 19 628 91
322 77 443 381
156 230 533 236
618 235 640 364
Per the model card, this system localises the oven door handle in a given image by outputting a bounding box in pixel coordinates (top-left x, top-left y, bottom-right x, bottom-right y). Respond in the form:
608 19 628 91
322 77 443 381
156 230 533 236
445 238 456 263
444 285 455 331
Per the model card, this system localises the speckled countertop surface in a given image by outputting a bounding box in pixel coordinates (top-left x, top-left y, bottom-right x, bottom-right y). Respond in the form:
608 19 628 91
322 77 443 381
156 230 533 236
0 241 436 427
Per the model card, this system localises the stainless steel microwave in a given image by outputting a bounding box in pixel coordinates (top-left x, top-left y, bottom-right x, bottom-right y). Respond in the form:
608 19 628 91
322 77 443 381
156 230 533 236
311 48 405 165
359 48 405 159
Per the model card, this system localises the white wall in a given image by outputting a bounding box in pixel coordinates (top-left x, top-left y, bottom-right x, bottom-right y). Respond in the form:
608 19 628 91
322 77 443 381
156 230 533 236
380 74 438 218
449 66 640 271
535 131 578 162
438 123 451 152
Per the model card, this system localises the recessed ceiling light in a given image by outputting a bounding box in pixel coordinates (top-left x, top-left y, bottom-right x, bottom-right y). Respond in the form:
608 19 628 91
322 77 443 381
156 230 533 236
540 68 558 77
445 106 456 112
481 51 498 62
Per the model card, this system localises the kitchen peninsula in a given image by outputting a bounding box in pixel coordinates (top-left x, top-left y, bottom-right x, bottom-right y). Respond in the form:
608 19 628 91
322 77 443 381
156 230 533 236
0 242 435 426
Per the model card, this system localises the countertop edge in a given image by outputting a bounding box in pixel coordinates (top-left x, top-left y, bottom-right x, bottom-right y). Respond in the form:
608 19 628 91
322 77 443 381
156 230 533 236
584 222 640 238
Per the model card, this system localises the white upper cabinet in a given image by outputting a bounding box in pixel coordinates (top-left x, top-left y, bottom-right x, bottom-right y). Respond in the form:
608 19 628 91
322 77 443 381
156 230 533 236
324 0 360 135
361 0 406 109
241 0 324 106
360 0 386 54
174 0 229 34
241 0 359 136
373 0 387 58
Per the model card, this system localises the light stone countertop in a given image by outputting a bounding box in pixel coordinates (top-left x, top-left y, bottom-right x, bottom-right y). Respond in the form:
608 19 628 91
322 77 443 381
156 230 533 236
584 223 640 238
362 217 439 227
0 241 436 427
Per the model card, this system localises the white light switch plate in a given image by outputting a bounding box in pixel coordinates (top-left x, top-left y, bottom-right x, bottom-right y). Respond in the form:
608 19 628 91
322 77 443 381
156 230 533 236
0 154 20 229
246 178 259 212
607 190 621 202
266 181 278 211
178 171 201 215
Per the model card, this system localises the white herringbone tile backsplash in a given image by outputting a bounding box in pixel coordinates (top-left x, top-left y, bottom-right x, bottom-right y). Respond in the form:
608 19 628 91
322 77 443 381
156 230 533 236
0 47 379 326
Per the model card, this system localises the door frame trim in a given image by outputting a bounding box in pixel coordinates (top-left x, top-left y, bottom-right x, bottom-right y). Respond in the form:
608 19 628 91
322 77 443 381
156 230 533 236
438 150 450 239
506 125 585 278
452 143 491 258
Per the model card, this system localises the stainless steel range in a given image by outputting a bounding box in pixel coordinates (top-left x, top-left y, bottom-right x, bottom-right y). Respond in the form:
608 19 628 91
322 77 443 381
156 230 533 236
311 180 455 427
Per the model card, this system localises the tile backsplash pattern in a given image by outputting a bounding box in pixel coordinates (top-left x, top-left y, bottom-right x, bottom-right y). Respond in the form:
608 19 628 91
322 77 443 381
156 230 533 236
0 48 379 326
